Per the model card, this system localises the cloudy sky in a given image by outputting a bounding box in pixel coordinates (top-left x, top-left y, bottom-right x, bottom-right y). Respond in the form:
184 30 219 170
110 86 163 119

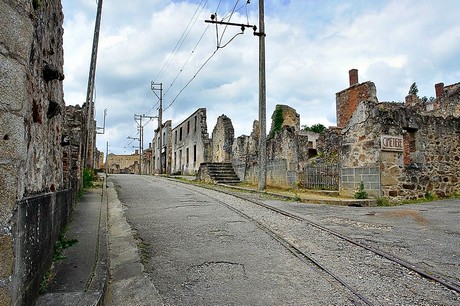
62 0 460 155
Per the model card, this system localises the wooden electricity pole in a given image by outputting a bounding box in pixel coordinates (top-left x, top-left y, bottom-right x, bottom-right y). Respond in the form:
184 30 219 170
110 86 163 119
151 82 163 174
84 0 103 169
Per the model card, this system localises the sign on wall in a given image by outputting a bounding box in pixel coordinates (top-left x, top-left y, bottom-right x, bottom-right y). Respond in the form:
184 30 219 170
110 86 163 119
381 135 403 152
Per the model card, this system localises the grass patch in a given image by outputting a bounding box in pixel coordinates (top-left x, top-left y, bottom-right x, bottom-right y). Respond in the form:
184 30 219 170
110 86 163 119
83 168 95 188
53 233 78 261
39 232 78 294
376 197 392 207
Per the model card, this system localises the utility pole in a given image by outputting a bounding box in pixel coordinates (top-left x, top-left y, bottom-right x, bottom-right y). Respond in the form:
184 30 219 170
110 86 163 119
105 141 109 176
134 114 143 174
151 82 163 174
135 114 158 175
127 135 140 174
256 0 267 190
84 0 103 170
205 0 266 190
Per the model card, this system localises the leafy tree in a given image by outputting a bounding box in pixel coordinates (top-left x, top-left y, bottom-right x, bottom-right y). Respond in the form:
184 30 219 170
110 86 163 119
302 123 326 133
408 82 418 95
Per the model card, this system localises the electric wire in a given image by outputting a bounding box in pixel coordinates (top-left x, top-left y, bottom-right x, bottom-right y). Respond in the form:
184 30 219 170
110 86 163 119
153 0 209 83
155 0 255 112
163 47 219 111
218 0 239 47
163 25 210 99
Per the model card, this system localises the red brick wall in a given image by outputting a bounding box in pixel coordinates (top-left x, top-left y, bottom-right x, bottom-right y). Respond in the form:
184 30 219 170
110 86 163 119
336 81 377 128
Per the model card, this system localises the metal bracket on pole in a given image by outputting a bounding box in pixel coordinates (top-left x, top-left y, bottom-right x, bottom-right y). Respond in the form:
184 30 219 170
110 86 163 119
96 108 107 134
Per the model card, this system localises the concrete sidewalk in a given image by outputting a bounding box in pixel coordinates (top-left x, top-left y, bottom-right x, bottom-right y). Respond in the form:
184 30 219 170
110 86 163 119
35 183 109 306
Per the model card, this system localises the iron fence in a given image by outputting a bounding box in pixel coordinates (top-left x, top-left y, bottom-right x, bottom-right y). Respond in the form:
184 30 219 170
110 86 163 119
301 164 339 190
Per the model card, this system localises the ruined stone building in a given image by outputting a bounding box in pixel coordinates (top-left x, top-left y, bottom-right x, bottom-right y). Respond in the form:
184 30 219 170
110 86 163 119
148 66 459 203
107 150 140 174
229 105 316 188
167 108 211 175
328 69 460 200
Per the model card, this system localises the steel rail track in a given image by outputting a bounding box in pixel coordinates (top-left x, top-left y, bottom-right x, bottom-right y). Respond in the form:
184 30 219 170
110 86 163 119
175 183 374 305
203 183 460 295
166 177 460 295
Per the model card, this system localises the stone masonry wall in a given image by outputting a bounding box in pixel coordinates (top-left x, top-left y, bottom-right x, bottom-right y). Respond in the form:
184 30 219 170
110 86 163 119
63 105 85 192
269 104 300 135
430 82 460 118
107 152 140 174
267 126 309 171
341 100 460 200
211 115 234 163
0 0 67 304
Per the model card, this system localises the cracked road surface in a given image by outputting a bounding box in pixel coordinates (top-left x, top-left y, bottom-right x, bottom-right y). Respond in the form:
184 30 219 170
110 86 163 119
110 175 355 305
109 175 460 305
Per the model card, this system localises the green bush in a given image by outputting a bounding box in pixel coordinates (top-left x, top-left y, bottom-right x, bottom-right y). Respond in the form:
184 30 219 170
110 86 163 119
424 191 435 201
354 181 368 199
83 168 94 188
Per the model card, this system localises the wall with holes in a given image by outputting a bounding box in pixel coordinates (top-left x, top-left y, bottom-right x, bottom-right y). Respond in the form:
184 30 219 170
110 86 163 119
0 0 67 304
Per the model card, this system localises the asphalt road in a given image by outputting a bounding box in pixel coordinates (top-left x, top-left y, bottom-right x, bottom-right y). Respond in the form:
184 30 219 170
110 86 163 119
110 174 460 305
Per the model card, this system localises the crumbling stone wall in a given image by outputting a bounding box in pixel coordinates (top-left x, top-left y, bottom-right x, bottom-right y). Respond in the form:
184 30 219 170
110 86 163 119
342 100 460 200
269 104 300 135
0 0 67 304
231 105 310 188
316 127 341 164
231 120 259 182
267 126 309 171
430 82 460 118
211 115 234 162
336 69 378 128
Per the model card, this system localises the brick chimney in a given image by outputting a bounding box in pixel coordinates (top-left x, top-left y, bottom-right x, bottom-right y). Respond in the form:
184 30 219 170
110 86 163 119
349 69 358 86
435 82 444 98
135 149 139 155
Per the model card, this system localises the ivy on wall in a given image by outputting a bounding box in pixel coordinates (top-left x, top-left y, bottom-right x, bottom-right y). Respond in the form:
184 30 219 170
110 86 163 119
270 105 284 138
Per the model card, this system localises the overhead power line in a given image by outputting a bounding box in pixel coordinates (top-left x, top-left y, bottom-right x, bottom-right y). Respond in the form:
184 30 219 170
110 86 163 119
162 0 254 112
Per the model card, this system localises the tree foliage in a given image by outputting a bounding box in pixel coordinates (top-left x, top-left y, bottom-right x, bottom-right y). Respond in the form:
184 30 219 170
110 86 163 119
408 82 419 95
302 123 326 133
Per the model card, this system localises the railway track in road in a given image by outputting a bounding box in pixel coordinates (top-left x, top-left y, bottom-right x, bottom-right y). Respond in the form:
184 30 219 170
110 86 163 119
170 180 460 305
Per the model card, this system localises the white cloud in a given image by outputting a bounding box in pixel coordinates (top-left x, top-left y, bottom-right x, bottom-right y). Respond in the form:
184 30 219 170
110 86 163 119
62 0 460 154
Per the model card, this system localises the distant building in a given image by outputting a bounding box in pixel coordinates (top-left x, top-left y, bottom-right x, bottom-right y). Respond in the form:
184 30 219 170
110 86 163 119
152 120 172 174
107 150 140 174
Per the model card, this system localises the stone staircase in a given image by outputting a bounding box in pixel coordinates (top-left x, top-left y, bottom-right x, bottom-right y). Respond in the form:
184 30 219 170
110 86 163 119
199 163 240 184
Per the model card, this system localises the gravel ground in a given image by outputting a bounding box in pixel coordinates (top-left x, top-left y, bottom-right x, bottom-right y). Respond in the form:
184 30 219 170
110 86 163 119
186 183 460 305
112 175 460 305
